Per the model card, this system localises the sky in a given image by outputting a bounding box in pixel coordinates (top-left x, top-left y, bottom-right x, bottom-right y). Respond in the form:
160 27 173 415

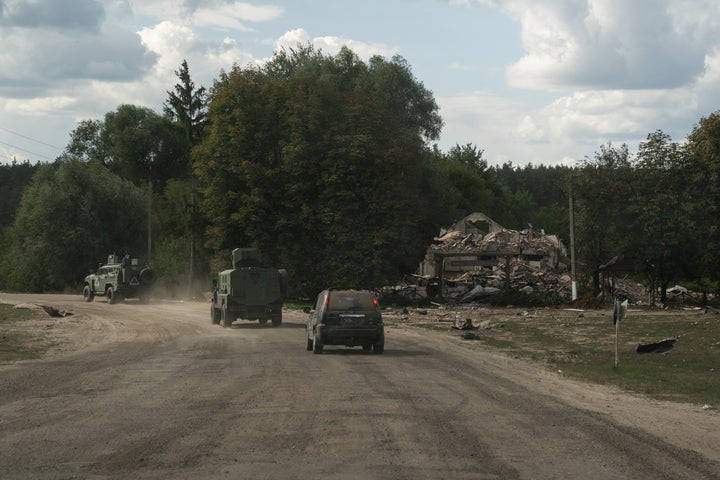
1 0 720 168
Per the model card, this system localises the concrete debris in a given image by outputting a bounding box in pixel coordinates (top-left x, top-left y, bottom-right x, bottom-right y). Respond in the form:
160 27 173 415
387 213 572 303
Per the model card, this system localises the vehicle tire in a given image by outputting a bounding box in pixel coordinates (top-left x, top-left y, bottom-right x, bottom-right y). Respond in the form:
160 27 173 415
82 285 94 302
271 313 282 327
107 286 116 304
211 304 220 325
373 341 384 354
312 330 323 354
220 306 233 328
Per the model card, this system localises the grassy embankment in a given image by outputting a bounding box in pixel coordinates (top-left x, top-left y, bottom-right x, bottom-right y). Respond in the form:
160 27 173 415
401 305 720 407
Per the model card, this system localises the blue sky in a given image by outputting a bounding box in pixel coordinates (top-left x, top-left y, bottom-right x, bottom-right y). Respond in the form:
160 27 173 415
2 0 720 167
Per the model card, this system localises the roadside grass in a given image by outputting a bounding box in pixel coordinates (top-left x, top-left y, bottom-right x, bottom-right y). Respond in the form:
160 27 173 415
0 303 48 363
406 306 720 406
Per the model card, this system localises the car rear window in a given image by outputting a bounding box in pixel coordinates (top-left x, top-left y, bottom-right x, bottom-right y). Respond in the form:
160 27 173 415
327 291 376 310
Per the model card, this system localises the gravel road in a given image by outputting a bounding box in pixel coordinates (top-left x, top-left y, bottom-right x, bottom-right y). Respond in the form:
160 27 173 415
1 293 718 479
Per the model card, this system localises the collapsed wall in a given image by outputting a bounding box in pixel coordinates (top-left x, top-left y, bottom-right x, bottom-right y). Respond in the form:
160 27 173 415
387 213 573 303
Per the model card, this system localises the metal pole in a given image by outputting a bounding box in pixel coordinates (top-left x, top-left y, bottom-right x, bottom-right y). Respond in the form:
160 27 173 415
569 176 577 301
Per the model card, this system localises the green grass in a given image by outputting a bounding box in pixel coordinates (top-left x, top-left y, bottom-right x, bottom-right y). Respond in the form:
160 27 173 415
0 303 48 363
389 306 720 406
477 308 720 405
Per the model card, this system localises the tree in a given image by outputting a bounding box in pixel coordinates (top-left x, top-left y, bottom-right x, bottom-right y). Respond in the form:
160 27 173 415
629 130 691 304
572 143 632 297
163 60 208 297
163 59 207 146
5 157 146 292
195 46 442 295
685 112 720 295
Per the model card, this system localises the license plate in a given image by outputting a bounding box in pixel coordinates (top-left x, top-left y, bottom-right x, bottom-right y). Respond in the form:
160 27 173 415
340 314 364 325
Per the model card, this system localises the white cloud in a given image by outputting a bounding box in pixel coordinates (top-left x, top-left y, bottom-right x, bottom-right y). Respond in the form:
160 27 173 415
461 0 718 90
127 0 283 30
275 28 399 60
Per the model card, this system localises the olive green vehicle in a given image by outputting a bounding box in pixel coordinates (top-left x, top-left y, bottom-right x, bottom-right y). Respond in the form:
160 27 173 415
210 248 288 327
83 254 157 304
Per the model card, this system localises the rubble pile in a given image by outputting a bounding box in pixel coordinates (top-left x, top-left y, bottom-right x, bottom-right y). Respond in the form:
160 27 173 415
383 222 573 303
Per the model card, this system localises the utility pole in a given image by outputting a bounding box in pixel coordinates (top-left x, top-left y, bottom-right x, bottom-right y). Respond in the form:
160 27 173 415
569 175 577 301
147 152 155 264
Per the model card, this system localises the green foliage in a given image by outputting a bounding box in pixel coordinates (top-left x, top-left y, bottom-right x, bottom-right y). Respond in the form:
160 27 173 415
5 158 146 291
572 143 633 295
163 59 207 146
67 105 190 189
0 160 38 230
195 46 441 296
685 112 720 286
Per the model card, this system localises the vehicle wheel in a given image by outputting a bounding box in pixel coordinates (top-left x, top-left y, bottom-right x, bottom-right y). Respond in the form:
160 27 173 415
312 330 323 354
107 287 116 304
362 344 372 351
82 285 94 302
271 313 282 327
220 307 233 328
373 341 384 354
211 304 220 325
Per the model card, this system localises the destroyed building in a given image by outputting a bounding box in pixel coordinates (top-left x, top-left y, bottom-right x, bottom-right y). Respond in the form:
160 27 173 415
392 213 573 303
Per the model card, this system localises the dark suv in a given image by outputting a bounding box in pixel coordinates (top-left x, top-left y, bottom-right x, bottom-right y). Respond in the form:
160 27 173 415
305 289 384 354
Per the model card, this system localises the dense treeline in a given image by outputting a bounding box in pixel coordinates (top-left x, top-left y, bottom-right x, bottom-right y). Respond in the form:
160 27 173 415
0 47 718 302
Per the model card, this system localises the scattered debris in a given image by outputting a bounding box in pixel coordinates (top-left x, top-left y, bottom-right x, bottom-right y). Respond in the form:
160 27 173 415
383 212 572 303
461 332 481 340
452 318 478 330
637 337 678 354
41 305 73 318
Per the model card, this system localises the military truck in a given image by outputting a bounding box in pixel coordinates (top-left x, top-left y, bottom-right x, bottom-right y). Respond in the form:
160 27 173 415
210 248 288 327
83 254 157 304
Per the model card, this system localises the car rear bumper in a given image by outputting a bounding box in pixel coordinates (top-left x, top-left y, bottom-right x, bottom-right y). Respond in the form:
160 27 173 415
319 324 384 346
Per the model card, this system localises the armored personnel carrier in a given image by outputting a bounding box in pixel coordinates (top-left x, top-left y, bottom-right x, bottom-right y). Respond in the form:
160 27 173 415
83 254 157 304
210 248 287 327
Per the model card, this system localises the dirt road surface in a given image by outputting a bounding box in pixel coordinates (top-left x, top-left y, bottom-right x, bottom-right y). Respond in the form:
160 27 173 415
1 293 718 479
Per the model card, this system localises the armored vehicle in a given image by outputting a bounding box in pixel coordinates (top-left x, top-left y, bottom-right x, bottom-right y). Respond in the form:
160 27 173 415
83 254 157 304
211 248 287 327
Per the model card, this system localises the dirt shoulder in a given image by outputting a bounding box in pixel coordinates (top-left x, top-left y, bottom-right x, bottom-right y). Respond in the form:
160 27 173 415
382 306 720 464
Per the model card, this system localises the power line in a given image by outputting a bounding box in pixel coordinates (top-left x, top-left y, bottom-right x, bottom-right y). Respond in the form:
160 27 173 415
0 139 55 161
0 126 61 150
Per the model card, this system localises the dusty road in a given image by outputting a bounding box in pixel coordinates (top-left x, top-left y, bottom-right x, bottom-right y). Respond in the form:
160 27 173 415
1 293 718 479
